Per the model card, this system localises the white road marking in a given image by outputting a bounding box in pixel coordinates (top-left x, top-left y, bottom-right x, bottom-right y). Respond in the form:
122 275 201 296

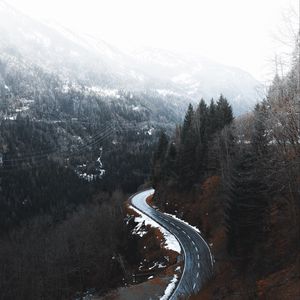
197 272 199 278
188 236 191 240
197 254 200 260
198 263 200 268
193 283 196 290
192 241 195 246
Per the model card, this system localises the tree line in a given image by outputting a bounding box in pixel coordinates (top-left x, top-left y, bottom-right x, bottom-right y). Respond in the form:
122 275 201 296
152 95 233 191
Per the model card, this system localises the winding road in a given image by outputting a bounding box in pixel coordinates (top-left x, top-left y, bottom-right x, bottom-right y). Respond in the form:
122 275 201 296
129 189 214 300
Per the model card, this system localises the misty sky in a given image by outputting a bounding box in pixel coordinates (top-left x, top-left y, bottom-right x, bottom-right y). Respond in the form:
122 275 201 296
8 0 299 82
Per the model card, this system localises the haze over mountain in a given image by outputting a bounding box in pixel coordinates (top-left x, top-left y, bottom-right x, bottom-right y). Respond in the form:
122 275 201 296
0 0 263 116
0 1 299 300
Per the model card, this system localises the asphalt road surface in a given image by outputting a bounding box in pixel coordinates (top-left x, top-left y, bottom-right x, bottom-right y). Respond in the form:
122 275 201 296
130 189 214 300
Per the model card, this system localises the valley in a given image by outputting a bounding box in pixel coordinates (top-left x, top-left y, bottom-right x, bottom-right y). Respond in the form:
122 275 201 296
0 1 299 299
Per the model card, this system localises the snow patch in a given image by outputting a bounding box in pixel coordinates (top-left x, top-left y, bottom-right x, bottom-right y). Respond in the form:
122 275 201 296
159 274 178 300
147 127 154 136
156 89 179 97
148 261 166 270
4 114 17 121
75 149 105 181
88 86 119 98
129 205 181 253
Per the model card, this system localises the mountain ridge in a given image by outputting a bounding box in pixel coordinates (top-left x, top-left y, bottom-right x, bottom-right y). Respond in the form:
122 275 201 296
0 0 263 115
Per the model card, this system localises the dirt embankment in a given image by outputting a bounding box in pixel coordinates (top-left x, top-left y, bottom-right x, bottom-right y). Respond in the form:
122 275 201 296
154 177 300 299
95 196 183 300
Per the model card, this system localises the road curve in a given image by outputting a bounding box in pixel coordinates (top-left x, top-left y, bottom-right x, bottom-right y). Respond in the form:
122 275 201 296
129 189 214 300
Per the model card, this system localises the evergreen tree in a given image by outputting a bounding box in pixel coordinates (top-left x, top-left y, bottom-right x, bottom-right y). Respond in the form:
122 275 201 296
216 95 234 129
153 98 235 190
153 131 169 163
163 142 178 184
152 131 169 187
194 99 208 142
251 102 269 157
177 104 197 189
207 99 217 136
225 150 268 262
180 103 194 144
194 99 209 180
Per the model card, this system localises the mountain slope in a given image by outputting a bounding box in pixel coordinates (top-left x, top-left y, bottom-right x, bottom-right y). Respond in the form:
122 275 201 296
131 47 263 114
0 0 263 116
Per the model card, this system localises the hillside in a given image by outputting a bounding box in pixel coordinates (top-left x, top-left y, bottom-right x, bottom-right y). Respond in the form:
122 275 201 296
2 1 297 299
0 0 262 117
151 64 300 299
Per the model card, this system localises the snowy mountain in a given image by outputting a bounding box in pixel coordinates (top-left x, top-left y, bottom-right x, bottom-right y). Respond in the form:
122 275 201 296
130 48 263 113
0 0 263 115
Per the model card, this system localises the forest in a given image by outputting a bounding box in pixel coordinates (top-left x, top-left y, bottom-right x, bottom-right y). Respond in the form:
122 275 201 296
151 59 300 298
0 62 299 299
0 66 299 299
1 1 299 299
0 89 162 299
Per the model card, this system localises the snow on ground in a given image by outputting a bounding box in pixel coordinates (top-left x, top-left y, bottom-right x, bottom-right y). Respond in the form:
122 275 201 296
156 89 179 97
146 127 154 136
129 205 181 253
15 106 30 113
4 114 17 120
88 86 120 98
148 262 166 270
132 105 140 111
159 274 178 300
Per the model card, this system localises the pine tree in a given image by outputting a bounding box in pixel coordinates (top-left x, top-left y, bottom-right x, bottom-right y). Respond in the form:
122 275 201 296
225 150 268 262
163 142 178 185
194 99 208 142
152 131 169 187
216 95 234 129
251 102 269 157
207 99 217 136
177 104 197 189
180 103 194 144
194 99 209 180
153 131 169 163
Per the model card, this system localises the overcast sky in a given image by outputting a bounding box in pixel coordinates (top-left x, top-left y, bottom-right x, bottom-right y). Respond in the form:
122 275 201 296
8 0 299 82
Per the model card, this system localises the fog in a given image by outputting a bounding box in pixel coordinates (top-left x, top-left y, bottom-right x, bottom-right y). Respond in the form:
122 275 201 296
8 0 298 82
